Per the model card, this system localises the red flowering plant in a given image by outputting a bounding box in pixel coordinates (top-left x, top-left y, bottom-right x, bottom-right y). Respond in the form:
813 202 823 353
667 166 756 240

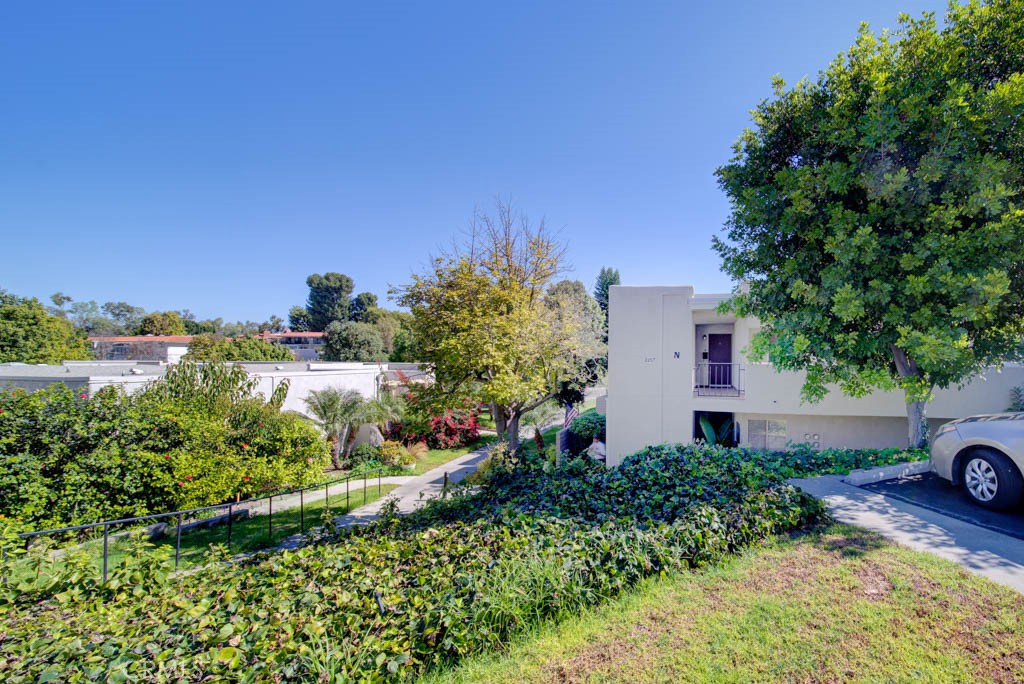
386 385 480 449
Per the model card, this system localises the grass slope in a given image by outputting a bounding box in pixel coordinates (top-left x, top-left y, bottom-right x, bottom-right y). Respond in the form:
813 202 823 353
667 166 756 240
6 485 399 580
425 524 1024 684
410 436 496 475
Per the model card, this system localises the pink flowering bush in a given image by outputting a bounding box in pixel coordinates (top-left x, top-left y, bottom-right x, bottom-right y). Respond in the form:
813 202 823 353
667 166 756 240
385 387 480 449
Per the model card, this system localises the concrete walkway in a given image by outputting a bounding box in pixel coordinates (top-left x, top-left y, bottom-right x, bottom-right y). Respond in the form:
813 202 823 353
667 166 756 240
265 443 492 551
333 443 492 527
792 474 1024 593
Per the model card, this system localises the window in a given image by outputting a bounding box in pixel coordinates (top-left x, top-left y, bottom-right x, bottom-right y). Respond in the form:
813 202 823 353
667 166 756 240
747 419 787 450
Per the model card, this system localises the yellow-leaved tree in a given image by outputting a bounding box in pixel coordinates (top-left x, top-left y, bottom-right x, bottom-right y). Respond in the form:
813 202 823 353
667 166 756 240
395 200 604 450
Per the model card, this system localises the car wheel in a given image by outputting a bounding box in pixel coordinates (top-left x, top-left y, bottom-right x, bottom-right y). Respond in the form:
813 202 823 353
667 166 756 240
961 449 1024 511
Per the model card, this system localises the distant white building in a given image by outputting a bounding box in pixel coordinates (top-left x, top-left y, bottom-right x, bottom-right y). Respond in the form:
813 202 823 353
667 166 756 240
254 332 326 361
89 332 327 363
90 336 192 364
606 285 1024 466
0 360 401 416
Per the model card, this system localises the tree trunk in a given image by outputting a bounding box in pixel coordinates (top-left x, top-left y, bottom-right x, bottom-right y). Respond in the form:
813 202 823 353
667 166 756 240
892 346 932 449
493 402 507 442
906 395 929 449
343 424 359 462
534 428 545 452
507 413 521 452
329 434 342 470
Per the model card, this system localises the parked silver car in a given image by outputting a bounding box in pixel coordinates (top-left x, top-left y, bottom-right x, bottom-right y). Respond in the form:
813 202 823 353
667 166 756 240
930 413 1024 511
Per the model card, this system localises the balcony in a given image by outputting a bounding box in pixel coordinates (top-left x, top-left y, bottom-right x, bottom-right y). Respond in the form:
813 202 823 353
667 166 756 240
693 363 745 397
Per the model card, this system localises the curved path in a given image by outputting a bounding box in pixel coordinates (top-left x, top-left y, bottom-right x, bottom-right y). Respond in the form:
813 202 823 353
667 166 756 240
333 443 492 526
270 443 492 551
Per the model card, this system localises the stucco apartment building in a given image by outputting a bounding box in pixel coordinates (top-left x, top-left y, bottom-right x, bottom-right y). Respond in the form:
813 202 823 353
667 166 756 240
606 285 1024 467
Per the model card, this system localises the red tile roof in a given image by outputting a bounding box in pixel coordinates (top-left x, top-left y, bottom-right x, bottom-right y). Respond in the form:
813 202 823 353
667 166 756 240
89 336 194 343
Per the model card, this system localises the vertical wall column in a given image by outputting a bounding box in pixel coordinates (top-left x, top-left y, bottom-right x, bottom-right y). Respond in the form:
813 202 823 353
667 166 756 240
661 294 695 445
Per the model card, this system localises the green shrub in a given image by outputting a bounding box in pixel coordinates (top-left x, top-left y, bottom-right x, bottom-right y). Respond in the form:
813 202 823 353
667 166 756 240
378 440 410 467
350 443 381 466
0 363 329 530
569 412 605 439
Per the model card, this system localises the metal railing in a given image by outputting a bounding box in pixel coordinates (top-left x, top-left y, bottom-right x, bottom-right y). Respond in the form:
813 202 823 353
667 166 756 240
693 363 745 397
10 467 385 582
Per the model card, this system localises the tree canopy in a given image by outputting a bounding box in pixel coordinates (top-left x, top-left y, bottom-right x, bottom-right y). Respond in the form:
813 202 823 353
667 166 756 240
183 334 295 362
0 291 90 363
593 266 620 316
350 292 379 323
713 1 1024 446
137 311 187 336
323 321 386 362
303 272 354 332
395 200 605 450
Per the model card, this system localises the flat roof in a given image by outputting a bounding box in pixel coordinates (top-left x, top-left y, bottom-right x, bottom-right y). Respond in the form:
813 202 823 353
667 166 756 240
0 362 167 379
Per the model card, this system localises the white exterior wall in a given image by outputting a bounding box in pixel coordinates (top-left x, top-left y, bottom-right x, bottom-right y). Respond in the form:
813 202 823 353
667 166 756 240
1 362 382 412
165 345 189 364
246 363 381 415
607 285 1024 466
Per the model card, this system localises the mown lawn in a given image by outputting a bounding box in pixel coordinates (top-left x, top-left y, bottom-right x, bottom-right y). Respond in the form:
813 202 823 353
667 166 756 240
408 435 496 475
7 484 399 581
425 524 1024 683
156 483 400 564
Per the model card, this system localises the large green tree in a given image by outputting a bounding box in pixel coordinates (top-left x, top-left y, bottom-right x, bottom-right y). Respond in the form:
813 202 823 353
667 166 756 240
304 272 354 331
66 300 124 335
288 305 312 332
102 301 145 333
350 292 379 323
0 291 90 363
396 200 605 450
323 321 386 362
714 1 1024 447
136 311 187 336
593 266 620 317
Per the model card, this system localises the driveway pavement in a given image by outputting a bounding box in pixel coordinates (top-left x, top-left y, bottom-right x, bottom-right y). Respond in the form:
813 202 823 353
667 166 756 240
792 473 1024 593
862 472 1023 541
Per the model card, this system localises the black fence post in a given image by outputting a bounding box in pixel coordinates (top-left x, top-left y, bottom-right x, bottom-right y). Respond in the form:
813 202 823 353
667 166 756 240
346 477 350 510
363 471 367 505
300 489 305 534
325 483 329 514
175 514 182 569
378 468 381 496
103 523 109 582
227 504 233 550
443 471 448 498
268 496 273 540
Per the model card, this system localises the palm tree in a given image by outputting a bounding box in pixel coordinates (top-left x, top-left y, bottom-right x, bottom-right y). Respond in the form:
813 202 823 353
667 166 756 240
364 392 406 438
303 388 367 470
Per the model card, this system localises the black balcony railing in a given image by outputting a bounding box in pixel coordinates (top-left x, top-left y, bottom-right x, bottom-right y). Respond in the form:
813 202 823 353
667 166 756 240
693 363 744 397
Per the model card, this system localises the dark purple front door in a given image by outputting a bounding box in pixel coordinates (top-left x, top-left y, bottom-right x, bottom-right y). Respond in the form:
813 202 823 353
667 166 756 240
708 334 732 386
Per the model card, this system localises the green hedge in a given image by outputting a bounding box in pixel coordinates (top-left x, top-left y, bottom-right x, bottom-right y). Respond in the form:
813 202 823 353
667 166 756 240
0 442 836 682
0 363 330 530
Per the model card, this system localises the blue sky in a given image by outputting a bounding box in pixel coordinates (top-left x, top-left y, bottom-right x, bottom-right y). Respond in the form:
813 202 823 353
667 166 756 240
1 0 946 322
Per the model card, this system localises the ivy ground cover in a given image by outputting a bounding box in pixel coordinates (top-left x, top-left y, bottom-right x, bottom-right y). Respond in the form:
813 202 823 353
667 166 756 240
0 444 917 682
